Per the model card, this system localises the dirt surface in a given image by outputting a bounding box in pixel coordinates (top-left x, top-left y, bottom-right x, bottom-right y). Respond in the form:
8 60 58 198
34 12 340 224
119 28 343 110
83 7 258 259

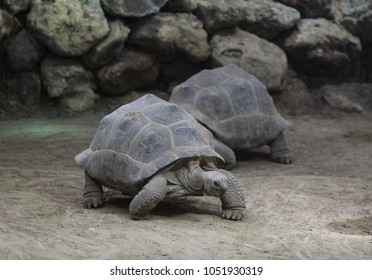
0 109 371 260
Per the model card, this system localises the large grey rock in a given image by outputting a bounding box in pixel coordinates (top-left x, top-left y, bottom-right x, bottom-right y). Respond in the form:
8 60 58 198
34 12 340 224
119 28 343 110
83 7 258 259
101 0 168 17
313 83 372 113
211 28 288 92
0 9 14 40
166 0 300 39
273 69 314 115
7 71 41 105
192 0 247 32
40 56 98 111
3 0 31 15
96 49 159 95
242 0 301 40
27 0 109 57
83 19 130 69
275 0 334 19
59 88 98 112
40 55 96 98
281 19 362 79
129 13 209 63
334 0 372 44
6 29 46 72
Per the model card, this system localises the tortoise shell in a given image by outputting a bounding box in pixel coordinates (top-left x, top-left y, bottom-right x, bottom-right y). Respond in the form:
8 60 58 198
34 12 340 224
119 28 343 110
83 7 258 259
170 64 292 149
75 94 222 190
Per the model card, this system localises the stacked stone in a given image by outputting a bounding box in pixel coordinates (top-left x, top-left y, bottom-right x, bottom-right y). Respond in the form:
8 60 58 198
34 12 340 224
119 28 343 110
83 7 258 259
0 0 371 113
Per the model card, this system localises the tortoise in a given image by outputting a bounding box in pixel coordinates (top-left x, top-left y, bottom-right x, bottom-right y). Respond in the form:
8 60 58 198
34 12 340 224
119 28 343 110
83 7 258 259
169 64 293 169
74 94 246 220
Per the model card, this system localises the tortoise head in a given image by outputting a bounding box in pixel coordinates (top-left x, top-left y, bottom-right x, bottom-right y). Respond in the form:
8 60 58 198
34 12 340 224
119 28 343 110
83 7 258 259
202 171 228 197
177 159 227 196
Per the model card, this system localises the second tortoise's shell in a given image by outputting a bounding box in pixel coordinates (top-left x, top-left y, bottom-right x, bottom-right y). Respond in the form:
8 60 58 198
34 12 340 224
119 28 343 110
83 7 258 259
75 94 222 190
170 64 292 149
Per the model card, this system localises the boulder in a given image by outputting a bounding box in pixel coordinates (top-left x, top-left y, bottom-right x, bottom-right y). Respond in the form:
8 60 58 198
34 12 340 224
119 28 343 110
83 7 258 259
6 29 46 72
166 0 300 39
273 69 314 115
241 0 301 40
0 9 14 40
59 88 98 112
96 49 159 95
334 0 372 44
210 28 288 92
7 71 41 105
3 0 31 15
275 0 334 19
101 0 168 18
281 19 362 79
83 19 130 69
27 0 109 57
313 83 372 113
192 0 247 32
129 13 210 63
321 91 364 113
40 55 96 98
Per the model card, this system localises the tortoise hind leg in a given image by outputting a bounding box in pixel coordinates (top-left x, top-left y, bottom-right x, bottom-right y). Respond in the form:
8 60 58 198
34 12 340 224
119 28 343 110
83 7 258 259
83 171 104 209
213 138 236 170
129 176 168 220
269 132 293 164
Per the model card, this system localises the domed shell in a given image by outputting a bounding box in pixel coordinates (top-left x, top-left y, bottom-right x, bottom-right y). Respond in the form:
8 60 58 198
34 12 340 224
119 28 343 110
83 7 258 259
75 94 222 188
170 64 292 149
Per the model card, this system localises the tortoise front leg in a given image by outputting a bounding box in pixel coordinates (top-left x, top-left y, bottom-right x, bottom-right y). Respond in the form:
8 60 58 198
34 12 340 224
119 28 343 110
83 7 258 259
218 169 246 221
83 171 104 209
269 132 293 164
129 176 169 220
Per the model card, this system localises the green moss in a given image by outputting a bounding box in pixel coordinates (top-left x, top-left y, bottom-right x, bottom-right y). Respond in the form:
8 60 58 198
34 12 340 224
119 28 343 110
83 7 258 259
1 122 82 138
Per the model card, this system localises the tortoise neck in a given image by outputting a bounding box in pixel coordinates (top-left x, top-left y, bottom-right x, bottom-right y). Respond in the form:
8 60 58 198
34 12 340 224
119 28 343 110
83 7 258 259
176 160 204 194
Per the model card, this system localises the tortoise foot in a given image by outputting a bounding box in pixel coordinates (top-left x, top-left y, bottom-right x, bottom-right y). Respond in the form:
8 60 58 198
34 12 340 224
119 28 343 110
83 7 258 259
83 192 104 209
271 151 294 164
221 208 244 221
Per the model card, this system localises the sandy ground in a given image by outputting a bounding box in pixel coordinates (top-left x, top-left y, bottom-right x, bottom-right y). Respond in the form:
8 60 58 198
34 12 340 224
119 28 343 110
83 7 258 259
0 110 371 260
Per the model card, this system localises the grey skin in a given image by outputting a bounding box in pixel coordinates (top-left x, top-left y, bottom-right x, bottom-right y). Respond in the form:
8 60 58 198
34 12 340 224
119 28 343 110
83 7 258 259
83 159 245 220
213 132 292 170
75 94 246 220
170 64 294 170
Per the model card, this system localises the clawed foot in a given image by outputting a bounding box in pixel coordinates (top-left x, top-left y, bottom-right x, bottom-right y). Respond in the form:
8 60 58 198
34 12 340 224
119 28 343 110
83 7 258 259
221 208 244 221
83 192 104 209
271 151 294 164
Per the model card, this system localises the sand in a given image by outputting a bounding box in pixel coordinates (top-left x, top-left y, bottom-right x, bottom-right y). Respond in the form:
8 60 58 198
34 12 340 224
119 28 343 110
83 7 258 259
0 112 371 259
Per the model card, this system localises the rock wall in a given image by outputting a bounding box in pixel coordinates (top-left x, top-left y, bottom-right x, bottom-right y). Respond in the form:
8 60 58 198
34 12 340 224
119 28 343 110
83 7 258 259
0 0 371 114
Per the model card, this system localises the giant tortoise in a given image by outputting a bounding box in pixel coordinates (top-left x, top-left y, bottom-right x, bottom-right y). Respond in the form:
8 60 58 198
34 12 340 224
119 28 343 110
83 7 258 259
170 64 293 169
75 94 246 220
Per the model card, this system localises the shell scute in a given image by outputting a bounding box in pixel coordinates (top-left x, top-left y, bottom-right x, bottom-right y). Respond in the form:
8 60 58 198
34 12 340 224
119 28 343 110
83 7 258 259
127 123 172 164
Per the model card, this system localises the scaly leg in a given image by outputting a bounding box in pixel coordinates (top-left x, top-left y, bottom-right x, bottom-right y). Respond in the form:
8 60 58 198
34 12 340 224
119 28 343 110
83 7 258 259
213 138 236 170
269 132 293 164
218 169 246 221
83 171 104 209
129 176 168 220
